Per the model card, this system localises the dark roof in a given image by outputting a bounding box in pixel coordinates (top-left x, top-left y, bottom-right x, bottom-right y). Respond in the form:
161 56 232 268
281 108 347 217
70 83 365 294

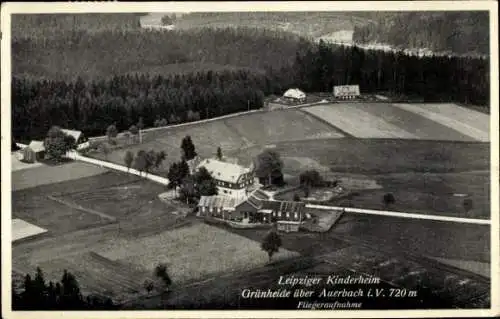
261 200 305 214
237 189 305 214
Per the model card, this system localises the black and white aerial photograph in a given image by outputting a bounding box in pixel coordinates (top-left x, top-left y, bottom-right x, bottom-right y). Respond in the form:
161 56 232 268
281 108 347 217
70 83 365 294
1 1 498 318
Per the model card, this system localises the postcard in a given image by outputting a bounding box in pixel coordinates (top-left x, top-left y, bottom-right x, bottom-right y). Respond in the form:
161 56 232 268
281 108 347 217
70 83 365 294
1 1 498 318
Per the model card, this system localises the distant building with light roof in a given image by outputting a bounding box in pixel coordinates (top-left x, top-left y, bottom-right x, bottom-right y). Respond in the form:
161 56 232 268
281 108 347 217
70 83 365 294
196 158 254 198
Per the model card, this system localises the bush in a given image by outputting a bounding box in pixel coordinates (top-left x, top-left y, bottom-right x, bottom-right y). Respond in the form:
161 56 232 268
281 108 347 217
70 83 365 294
383 193 396 207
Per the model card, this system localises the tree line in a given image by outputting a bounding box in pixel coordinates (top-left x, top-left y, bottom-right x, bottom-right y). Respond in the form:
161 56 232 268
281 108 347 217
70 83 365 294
352 12 489 55
12 30 489 142
12 70 269 141
12 267 116 310
294 40 488 105
13 27 307 80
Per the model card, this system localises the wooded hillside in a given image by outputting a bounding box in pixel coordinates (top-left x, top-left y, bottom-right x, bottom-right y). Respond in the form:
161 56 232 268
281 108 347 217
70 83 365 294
12 27 308 81
352 12 489 55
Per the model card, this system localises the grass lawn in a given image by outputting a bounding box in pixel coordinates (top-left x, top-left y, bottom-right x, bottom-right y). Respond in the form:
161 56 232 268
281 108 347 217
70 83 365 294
334 171 490 218
303 103 418 139
393 103 489 142
232 138 489 175
224 108 343 145
96 223 299 284
88 108 344 174
303 102 489 142
12 161 109 191
12 171 145 235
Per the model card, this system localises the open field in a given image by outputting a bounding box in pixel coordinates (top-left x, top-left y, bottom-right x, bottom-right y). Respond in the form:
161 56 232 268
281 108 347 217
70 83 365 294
230 138 489 218
303 103 418 139
302 102 489 141
11 153 44 172
12 161 109 191
89 108 343 173
98 223 299 284
126 214 490 309
332 171 490 219
231 138 489 175
393 103 490 142
225 109 343 145
12 219 48 242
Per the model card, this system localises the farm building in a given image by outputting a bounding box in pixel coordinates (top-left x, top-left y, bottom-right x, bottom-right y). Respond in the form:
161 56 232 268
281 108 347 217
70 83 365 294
23 141 45 162
198 189 306 232
196 158 254 198
61 129 90 150
283 88 306 102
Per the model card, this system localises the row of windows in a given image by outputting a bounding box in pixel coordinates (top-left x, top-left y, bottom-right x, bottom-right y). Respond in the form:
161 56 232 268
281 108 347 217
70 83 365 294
273 211 300 219
216 180 253 189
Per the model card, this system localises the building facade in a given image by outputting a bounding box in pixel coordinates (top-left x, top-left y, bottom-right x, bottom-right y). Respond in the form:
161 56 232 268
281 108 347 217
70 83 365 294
197 189 305 232
61 129 90 150
196 158 254 198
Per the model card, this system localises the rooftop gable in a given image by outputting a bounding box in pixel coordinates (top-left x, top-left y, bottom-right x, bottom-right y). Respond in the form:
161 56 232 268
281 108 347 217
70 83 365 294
197 158 250 184
28 140 45 153
61 129 82 142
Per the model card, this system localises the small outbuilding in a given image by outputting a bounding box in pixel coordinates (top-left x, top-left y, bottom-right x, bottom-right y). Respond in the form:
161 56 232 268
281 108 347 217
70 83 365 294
23 140 45 162
283 88 306 102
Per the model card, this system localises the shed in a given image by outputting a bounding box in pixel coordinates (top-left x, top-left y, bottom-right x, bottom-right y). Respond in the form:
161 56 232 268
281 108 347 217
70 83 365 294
25 140 45 161
22 147 36 163
283 88 306 101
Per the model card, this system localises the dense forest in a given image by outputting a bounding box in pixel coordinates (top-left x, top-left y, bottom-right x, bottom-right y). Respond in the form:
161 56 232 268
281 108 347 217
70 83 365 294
11 13 143 39
12 28 308 80
12 70 274 141
12 32 488 142
352 12 489 55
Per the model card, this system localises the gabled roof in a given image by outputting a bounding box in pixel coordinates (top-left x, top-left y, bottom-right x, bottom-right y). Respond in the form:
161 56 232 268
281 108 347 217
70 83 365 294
28 140 45 153
198 195 244 209
283 88 306 99
61 129 82 142
197 158 251 184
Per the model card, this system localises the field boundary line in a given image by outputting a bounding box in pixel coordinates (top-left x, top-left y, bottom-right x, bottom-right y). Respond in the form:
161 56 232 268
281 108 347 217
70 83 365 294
306 204 490 225
66 151 170 186
47 195 117 222
88 109 267 142
297 107 356 138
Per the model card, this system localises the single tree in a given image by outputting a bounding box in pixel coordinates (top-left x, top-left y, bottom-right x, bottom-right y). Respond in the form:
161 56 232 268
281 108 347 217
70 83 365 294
106 124 118 142
463 198 474 214
254 150 284 186
100 143 110 161
135 150 147 175
143 279 154 295
383 193 396 208
145 150 157 174
180 175 197 204
167 162 181 193
155 151 166 169
154 263 172 289
178 159 190 180
293 193 301 202
180 135 197 161
12 137 21 151
299 170 323 188
216 146 223 160
261 230 282 262
124 151 134 171
137 117 144 143
60 269 83 309
44 126 73 161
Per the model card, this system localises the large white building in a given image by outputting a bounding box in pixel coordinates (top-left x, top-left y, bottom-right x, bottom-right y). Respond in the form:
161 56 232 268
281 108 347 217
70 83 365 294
196 158 254 198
